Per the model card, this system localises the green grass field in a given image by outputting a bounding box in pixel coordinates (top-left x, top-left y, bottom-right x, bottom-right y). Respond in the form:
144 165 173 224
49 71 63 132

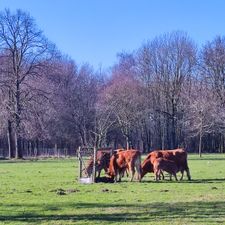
0 154 225 225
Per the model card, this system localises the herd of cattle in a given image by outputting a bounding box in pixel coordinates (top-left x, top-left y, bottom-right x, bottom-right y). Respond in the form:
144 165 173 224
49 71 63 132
85 148 191 182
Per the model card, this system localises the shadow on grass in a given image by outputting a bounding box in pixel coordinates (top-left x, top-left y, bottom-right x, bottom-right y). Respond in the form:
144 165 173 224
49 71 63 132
1 201 225 224
182 178 225 183
140 178 225 184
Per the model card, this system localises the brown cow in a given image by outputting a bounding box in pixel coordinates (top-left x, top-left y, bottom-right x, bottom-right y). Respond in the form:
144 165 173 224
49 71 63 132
113 149 129 178
153 158 179 181
85 150 111 178
141 148 191 180
108 149 142 182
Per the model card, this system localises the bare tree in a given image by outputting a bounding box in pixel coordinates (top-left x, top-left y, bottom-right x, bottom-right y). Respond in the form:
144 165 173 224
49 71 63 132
136 31 197 149
0 9 56 158
103 55 144 149
201 36 225 104
199 36 225 153
93 98 117 148
183 82 218 156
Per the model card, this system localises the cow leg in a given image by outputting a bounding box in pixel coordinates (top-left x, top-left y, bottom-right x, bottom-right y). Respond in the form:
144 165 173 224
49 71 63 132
155 170 160 181
129 163 135 182
180 170 184 181
118 169 123 182
130 169 135 182
159 174 161 180
117 168 124 182
118 167 125 178
136 165 142 182
186 168 191 180
174 173 178 181
127 162 133 181
154 172 158 181
126 168 129 177
160 171 164 180
121 168 129 178
154 170 157 181
97 169 101 178
114 169 118 182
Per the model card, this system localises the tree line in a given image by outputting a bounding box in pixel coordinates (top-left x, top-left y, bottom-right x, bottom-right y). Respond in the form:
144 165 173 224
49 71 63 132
0 9 225 158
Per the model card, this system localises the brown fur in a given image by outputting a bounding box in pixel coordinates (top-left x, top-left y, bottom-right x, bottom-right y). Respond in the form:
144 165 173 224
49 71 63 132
85 150 111 178
108 149 142 182
153 158 178 181
141 148 191 180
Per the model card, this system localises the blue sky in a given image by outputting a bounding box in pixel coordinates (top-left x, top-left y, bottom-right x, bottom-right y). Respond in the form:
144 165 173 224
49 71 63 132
0 0 225 70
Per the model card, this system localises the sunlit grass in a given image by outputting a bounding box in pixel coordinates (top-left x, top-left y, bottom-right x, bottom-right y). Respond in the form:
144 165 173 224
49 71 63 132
0 154 225 224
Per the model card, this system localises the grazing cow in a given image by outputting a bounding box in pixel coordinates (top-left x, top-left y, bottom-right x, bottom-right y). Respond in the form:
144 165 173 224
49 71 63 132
153 158 178 181
108 149 142 182
113 149 129 178
141 148 191 180
85 150 111 178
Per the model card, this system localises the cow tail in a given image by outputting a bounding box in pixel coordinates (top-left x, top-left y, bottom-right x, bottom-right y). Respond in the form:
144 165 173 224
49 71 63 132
135 152 142 182
184 151 191 180
186 166 191 180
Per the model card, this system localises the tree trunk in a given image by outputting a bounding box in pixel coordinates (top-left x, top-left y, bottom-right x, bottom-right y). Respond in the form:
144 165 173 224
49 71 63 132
29 141 32 157
54 143 58 157
199 114 203 158
36 139 39 156
220 134 224 153
15 79 22 158
199 131 202 158
161 116 166 150
15 132 18 159
126 136 129 150
171 117 176 149
7 120 13 158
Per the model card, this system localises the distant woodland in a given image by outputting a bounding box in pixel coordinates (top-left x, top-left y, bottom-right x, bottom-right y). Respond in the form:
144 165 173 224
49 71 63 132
0 9 225 158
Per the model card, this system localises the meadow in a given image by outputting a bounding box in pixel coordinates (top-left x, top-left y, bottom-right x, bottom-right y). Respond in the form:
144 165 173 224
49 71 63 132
0 154 225 225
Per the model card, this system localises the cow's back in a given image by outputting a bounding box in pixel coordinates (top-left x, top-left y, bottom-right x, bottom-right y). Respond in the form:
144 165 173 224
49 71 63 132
123 149 141 162
141 148 191 180
159 149 188 170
